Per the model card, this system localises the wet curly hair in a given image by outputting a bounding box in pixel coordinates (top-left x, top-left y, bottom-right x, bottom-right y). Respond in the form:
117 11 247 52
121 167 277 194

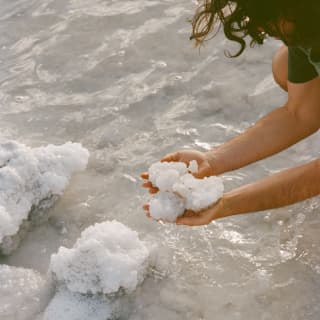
190 0 320 57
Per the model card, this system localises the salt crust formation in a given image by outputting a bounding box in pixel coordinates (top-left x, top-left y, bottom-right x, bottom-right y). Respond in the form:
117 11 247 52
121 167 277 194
43 288 116 320
148 161 224 222
46 221 150 320
0 265 51 320
0 140 89 254
50 220 150 295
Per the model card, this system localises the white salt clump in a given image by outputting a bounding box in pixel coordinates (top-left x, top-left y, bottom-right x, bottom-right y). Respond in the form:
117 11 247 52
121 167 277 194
43 288 115 320
148 162 187 191
50 220 150 295
188 160 199 173
0 140 89 254
0 265 51 320
147 161 224 221
173 174 224 211
149 191 185 222
154 169 181 192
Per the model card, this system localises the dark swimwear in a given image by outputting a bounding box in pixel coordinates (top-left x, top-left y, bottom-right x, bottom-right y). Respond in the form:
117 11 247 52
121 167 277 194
288 46 320 83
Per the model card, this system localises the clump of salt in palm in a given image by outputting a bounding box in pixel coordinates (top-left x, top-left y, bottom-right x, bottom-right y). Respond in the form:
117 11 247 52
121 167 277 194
148 160 224 222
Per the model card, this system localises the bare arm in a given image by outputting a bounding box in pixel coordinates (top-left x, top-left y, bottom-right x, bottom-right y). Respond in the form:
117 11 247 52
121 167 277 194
221 158 320 216
207 76 320 175
174 77 320 226
142 77 320 192
176 158 320 226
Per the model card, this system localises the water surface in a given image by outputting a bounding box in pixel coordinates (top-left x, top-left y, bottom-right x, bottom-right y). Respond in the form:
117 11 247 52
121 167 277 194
0 1 320 319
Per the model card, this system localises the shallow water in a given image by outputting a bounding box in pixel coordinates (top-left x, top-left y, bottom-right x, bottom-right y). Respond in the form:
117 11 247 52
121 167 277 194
0 0 320 319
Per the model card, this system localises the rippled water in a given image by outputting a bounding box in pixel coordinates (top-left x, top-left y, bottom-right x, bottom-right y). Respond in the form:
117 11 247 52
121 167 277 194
1 0 320 319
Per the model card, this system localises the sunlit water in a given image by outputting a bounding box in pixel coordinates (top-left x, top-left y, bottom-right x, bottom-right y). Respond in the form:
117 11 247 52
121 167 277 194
0 0 320 319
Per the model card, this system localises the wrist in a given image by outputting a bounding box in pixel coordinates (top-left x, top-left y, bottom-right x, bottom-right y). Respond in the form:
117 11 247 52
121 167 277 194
209 195 233 221
204 150 226 176
219 192 236 217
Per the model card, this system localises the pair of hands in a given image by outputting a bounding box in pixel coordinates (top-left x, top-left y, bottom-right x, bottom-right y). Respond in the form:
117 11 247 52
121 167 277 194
141 150 224 226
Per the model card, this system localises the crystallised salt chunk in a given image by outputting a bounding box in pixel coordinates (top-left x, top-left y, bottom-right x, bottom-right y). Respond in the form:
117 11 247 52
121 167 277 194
0 206 17 243
43 288 115 320
154 169 181 192
50 221 150 295
188 160 198 173
173 174 224 211
147 161 224 221
0 265 51 320
148 162 187 191
149 191 185 222
0 140 89 252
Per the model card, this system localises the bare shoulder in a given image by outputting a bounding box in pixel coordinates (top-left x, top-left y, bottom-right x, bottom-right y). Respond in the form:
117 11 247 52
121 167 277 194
287 76 320 128
287 76 320 106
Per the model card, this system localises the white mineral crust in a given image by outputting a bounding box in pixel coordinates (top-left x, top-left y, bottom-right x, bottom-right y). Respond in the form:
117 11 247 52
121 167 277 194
43 288 115 320
50 220 150 295
0 265 51 320
0 140 89 252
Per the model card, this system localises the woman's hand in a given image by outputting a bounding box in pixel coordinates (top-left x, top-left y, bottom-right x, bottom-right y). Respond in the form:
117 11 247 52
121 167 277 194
141 149 215 194
143 198 225 226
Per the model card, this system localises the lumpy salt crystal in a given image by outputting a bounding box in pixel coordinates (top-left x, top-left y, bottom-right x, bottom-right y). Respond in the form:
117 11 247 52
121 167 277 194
154 169 181 192
173 174 224 211
0 140 89 254
147 161 224 222
149 191 185 222
43 288 115 320
50 220 150 295
188 160 198 173
0 265 51 320
148 162 187 190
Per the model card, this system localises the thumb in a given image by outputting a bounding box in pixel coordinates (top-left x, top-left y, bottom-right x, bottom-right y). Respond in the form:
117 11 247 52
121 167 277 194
192 164 213 179
176 215 209 226
161 152 180 163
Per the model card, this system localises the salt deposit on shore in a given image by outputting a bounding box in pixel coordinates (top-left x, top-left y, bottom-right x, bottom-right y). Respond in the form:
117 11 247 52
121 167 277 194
45 220 151 320
50 220 150 294
0 141 89 254
43 288 116 320
0 265 51 320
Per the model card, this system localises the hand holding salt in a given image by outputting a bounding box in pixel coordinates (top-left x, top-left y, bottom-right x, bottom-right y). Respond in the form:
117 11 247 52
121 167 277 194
147 161 224 222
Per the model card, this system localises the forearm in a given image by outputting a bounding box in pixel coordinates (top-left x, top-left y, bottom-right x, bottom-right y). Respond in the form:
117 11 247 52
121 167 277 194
218 159 320 219
207 105 319 175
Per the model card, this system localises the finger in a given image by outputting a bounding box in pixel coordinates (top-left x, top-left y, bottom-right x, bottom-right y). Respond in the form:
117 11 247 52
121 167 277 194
175 210 197 226
147 214 165 224
142 181 153 188
176 216 196 226
176 216 203 226
192 166 212 179
143 204 150 211
140 172 149 179
183 209 197 217
149 187 159 194
161 152 179 162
